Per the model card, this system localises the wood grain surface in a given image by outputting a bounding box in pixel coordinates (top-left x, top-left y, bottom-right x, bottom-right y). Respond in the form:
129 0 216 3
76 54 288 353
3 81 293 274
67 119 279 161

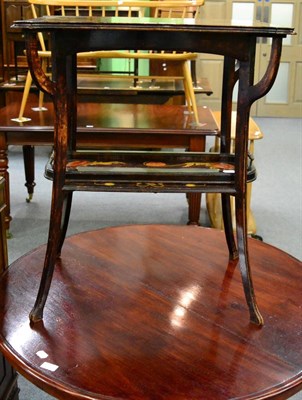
0 225 301 399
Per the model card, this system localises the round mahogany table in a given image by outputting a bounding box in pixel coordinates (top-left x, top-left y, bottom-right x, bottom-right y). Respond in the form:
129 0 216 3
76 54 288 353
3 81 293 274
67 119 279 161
0 225 301 399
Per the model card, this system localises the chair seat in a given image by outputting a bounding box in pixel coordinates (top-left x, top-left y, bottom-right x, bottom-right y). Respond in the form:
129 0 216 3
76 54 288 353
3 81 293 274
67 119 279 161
45 150 256 192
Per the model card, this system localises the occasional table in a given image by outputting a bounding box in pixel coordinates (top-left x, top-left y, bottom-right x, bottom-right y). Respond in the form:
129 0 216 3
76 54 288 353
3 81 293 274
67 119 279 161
11 14 293 326
0 225 301 399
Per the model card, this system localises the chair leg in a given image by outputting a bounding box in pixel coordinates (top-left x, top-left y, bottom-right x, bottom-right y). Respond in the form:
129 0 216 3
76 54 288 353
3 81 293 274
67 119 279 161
29 187 69 323
182 61 200 125
235 194 263 326
182 76 193 114
38 90 45 109
221 193 238 260
33 58 47 111
11 70 33 122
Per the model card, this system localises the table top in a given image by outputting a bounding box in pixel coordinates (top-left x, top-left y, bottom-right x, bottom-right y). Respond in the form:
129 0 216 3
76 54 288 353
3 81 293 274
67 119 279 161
0 225 301 399
13 17 294 92
0 103 218 135
13 16 293 37
0 76 212 96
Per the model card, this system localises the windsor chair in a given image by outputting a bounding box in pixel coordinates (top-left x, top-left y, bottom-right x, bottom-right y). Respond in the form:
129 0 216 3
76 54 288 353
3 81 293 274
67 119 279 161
12 0 204 124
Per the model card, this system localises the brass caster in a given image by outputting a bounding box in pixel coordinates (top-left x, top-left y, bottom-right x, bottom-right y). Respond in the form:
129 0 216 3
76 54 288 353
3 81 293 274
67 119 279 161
29 308 43 324
26 194 33 203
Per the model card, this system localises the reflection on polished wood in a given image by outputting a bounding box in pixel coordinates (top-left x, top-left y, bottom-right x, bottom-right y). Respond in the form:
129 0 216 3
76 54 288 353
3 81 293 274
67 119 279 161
0 102 217 137
0 225 301 399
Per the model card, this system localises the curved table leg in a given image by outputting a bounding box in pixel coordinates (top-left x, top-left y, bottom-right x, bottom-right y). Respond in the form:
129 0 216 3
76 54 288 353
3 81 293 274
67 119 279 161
29 184 66 322
222 193 238 260
57 191 73 255
235 195 263 326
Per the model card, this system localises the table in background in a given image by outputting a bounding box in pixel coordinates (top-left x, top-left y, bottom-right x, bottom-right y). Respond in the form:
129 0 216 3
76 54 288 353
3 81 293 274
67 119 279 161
0 103 218 229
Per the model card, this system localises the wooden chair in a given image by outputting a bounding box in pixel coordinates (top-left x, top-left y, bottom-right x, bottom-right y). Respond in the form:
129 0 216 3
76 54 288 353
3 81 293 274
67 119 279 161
12 0 204 124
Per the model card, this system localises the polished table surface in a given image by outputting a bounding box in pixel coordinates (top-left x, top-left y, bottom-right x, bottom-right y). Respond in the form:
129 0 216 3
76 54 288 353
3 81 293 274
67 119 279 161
0 225 301 399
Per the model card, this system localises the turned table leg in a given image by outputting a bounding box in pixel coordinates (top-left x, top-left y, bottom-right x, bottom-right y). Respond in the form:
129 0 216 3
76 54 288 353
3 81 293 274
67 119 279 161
23 145 36 202
0 132 11 232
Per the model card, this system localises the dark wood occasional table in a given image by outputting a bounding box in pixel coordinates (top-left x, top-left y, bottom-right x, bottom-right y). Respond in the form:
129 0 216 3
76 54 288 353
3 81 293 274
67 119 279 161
10 16 294 326
0 225 301 399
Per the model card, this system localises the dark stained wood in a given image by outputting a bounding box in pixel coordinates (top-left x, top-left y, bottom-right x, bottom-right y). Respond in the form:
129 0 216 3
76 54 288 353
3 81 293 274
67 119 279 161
0 225 301 399
15 15 293 326
44 151 257 191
